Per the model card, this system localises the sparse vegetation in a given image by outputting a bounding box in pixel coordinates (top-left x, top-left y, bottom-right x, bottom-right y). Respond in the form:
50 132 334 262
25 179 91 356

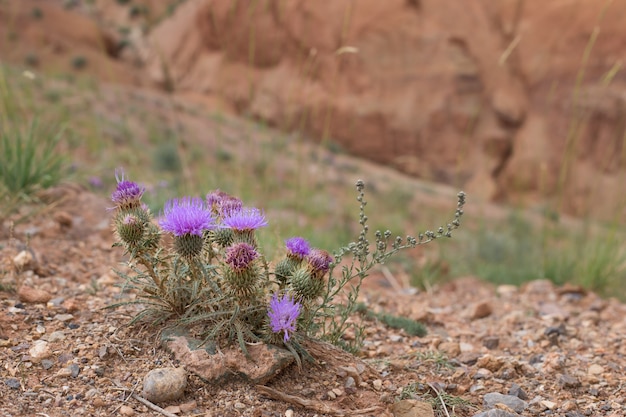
71 55 88 70
0 67 69 220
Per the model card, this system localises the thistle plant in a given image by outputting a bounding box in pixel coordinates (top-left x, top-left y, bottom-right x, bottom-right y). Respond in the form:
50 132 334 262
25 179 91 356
109 171 465 358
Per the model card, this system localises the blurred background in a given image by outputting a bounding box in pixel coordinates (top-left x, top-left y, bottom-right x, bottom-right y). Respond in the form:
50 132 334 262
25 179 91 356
1 0 625 298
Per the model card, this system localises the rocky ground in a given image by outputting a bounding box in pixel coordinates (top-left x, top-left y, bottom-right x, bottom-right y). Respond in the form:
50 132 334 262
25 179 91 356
1 184 625 417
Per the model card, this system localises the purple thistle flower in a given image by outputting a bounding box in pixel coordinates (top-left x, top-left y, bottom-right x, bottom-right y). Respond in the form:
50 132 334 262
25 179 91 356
225 242 259 271
159 197 215 237
206 190 243 216
88 176 103 189
111 169 144 208
307 249 333 275
206 189 229 208
285 237 311 259
222 207 268 231
268 293 301 343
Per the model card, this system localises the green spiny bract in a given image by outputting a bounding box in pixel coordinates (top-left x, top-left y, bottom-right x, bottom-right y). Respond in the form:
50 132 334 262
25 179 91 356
113 208 148 246
289 265 324 301
209 227 234 248
173 233 204 259
274 257 302 286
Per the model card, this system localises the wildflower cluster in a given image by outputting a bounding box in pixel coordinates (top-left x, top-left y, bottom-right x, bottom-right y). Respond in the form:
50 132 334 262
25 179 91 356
109 171 465 357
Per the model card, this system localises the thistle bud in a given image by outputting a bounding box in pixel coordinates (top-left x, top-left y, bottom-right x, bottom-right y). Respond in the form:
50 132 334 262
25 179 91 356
290 265 324 301
223 242 260 298
114 207 150 246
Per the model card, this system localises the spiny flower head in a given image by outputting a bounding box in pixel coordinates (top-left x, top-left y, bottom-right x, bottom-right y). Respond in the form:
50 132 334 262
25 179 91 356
285 237 311 259
114 211 146 245
222 207 268 231
268 293 301 343
159 197 215 237
111 169 144 209
206 190 243 217
225 242 259 271
307 248 333 276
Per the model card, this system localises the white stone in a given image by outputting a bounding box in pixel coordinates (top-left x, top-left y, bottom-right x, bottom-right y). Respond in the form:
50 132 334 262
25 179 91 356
29 340 50 362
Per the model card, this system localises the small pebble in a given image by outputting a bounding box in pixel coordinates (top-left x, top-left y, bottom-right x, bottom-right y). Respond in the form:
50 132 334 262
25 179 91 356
48 331 66 343
332 388 344 397
5 378 21 389
29 340 50 362
13 250 34 269
179 400 197 413
41 359 55 370
58 353 74 364
119 405 135 416
56 367 73 378
344 376 357 394
92 398 106 408
142 367 187 403
372 379 383 391
18 286 51 304
588 364 604 375
541 400 557 410
389 334 403 343
483 392 527 413
48 297 65 307
482 336 500 350
69 363 80 378
54 314 74 322
98 345 108 359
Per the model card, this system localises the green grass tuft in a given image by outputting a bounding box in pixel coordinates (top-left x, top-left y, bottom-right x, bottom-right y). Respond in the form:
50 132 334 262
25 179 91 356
0 118 67 196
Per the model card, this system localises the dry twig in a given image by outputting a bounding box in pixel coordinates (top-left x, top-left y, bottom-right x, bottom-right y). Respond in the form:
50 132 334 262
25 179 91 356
256 385 382 416
130 393 180 417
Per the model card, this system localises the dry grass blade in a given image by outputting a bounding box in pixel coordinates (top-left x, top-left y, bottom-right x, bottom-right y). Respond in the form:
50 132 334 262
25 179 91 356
428 382 451 417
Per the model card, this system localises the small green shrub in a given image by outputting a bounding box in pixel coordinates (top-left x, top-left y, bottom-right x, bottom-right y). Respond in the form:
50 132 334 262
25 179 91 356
370 310 427 337
24 53 39 68
152 142 182 172
71 56 88 70
31 7 44 19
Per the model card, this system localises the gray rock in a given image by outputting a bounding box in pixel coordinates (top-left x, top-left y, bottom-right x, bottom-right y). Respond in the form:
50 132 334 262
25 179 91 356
41 359 55 370
142 367 187 403
5 378 21 389
472 410 523 417
53 314 74 322
558 373 581 388
69 363 80 378
482 336 500 350
508 383 528 400
483 393 527 413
